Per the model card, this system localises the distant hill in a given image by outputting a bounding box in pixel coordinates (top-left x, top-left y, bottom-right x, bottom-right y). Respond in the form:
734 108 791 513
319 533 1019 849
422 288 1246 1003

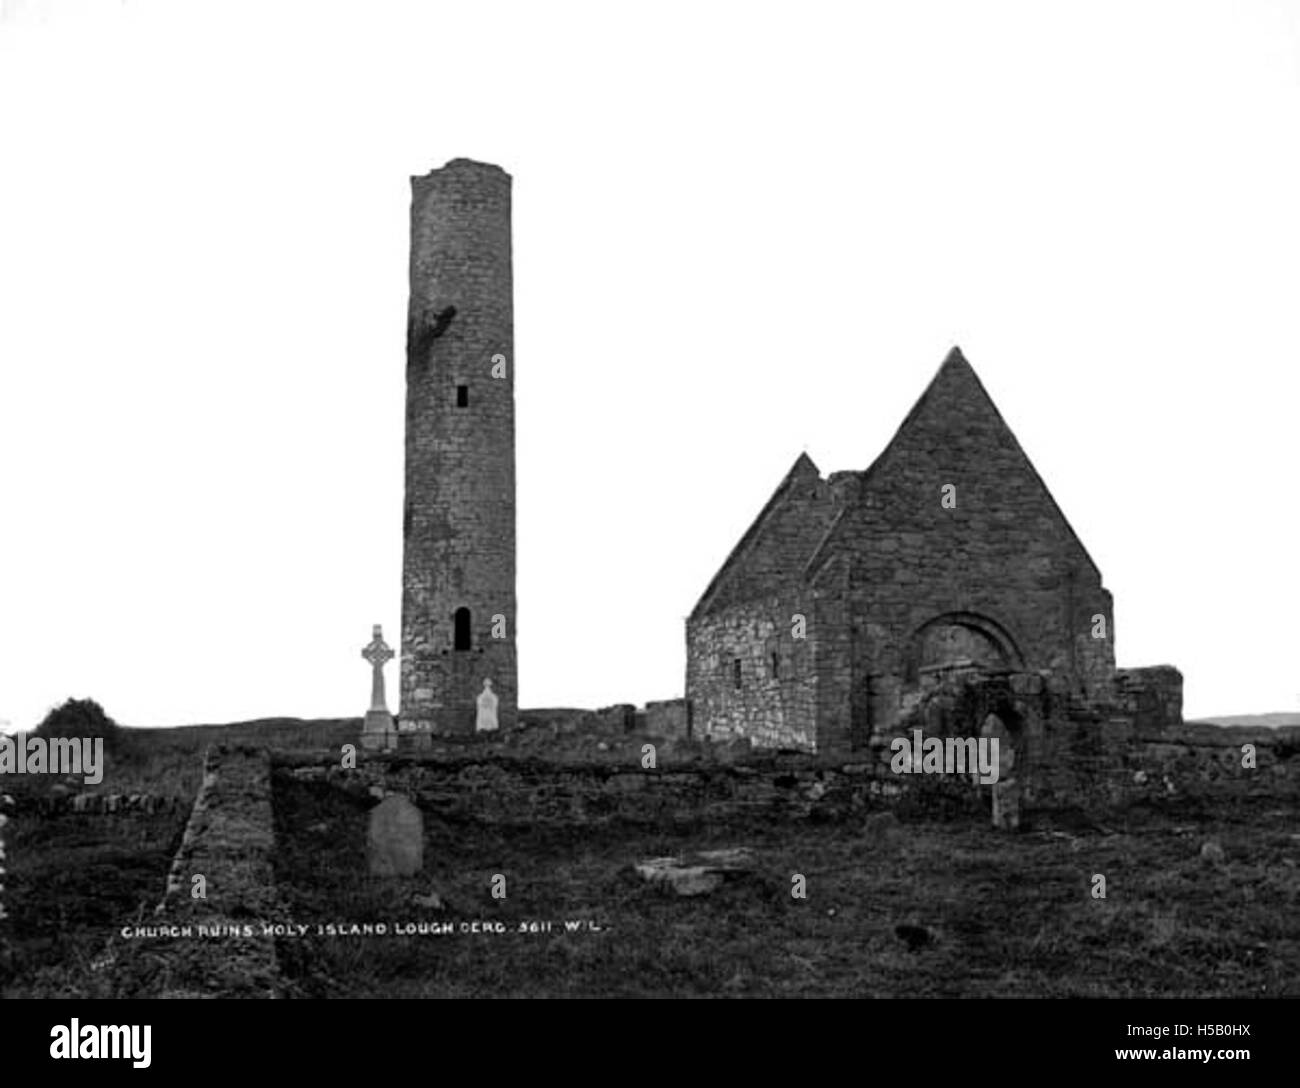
0 718 364 800
1188 712 1300 729
122 717 361 748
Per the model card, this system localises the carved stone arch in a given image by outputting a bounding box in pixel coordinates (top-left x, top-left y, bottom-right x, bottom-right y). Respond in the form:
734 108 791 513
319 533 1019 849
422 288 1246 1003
906 611 1025 684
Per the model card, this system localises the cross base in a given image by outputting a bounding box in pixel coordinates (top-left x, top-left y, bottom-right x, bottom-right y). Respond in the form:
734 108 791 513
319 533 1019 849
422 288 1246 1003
361 709 398 751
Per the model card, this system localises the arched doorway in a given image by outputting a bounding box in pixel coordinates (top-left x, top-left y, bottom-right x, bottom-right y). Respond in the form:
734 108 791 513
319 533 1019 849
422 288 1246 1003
907 611 1024 682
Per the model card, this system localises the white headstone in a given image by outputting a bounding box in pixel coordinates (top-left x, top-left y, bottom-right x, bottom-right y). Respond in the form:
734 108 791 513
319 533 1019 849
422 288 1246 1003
476 679 499 733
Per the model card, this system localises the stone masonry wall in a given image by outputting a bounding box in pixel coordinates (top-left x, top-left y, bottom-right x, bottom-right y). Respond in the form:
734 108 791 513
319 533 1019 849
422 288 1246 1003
686 590 818 750
805 351 1115 749
1034 717 1299 808
643 698 689 739
846 352 1113 690
686 455 856 752
1114 666 1183 729
686 350 1119 756
695 454 836 614
401 159 518 734
6 791 184 818
521 704 637 735
135 746 284 997
281 750 908 827
281 720 1298 828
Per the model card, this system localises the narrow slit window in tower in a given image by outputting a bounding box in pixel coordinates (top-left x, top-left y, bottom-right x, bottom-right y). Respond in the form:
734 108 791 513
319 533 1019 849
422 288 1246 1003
454 607 472 651
771 651 780 680
733 658 742 689
457 385 469 408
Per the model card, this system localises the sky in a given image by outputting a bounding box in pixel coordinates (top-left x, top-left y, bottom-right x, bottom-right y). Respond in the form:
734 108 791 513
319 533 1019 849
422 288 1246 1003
1 0 1297 731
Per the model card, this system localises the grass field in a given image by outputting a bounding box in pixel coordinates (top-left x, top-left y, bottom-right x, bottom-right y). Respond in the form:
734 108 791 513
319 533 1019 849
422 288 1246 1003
0 809 188 996
0 717 357 996
270 774 1299 998
3 716 1297 998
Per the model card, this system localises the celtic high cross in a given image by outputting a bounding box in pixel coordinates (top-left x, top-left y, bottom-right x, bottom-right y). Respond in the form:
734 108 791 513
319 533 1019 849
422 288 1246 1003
361 624 394 714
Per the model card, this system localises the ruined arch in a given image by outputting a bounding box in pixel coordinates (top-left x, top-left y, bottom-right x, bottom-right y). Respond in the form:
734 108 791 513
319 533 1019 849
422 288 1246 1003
906 611 1024 683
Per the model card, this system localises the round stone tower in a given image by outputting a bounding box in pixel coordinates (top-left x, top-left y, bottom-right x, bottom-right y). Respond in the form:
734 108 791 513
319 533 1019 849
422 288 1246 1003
400 159 517 734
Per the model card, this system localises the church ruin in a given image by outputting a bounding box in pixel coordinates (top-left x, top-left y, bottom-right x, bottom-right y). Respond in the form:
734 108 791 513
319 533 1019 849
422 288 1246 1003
686 347 1181 758
389 159 1180 764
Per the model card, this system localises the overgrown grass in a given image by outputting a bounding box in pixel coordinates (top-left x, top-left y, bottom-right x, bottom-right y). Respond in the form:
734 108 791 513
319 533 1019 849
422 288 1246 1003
0 809 188 997
0 717 358 996
3 714 1297 998
270 777 1300 998
0 717 362 801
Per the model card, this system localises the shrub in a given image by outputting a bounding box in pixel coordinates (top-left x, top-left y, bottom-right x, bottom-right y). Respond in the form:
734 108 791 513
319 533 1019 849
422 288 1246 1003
33 698 120 753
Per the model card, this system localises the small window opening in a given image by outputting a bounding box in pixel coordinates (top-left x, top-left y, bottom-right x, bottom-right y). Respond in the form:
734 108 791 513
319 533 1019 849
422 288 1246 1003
771 651 780 680
457 385 469 408
454 607 472 651
733 658 742 689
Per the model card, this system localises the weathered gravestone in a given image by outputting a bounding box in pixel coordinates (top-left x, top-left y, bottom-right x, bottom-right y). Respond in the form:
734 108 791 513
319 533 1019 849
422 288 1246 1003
368 795 424 877
980 712 1020 830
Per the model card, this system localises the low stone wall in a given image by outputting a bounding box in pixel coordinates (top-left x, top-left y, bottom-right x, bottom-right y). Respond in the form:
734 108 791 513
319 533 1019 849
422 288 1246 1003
156 752 220 912
278 709 1299 827
1008 716 1297 810
138 746 284 997
519 704 638 735
8 792 184 817
642 698 690 740
843 665 1299 811
517 700 702 744
1114 665 1184 729
1131 721 1298 790
0 793 12 934
278 751 895 826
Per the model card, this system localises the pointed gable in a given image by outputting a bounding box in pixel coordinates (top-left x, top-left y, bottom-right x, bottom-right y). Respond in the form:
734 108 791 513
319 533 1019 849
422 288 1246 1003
690 452 837 619
806 346 1102 581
